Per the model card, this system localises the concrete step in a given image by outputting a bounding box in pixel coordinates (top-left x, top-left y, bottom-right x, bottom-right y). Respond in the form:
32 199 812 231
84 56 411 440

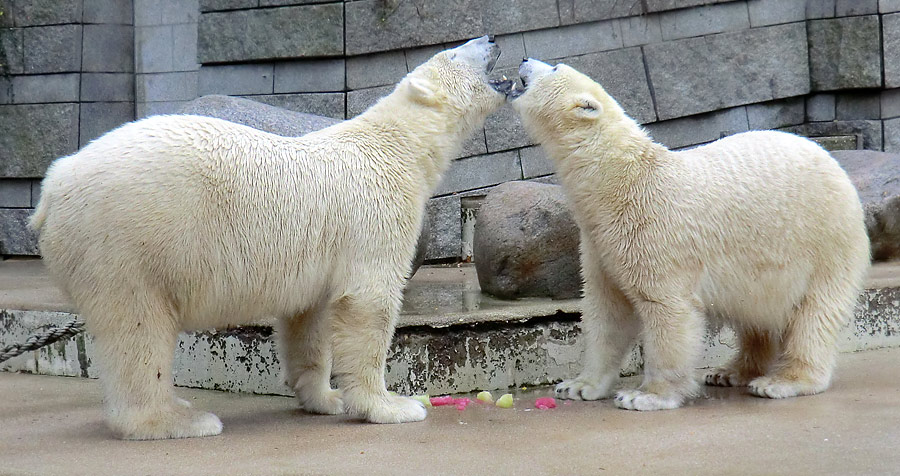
2 261 900 396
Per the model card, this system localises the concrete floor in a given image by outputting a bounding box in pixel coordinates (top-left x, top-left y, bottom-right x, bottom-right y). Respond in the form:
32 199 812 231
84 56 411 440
1 347 899 476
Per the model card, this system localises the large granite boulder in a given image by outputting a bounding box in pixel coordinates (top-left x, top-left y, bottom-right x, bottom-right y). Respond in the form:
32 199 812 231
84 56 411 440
474 181 581 299
181 95 430 274
832 150 900 262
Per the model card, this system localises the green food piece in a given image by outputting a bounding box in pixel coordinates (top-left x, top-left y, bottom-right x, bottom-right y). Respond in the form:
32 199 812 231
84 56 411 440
495 393 514 408
476 391 494 403
411 394 432 407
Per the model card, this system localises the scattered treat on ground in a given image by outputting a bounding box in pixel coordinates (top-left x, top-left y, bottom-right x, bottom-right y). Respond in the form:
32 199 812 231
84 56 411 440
535 397 557 410
476 391 494 403
496 394 514 408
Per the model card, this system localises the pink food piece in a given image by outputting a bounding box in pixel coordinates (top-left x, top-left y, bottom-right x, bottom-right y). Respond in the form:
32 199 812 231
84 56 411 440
430 396 455 406
534 397 557 410
454 398 472 410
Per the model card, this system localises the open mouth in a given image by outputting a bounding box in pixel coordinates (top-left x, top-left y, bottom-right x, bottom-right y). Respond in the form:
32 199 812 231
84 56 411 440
486 39 500 74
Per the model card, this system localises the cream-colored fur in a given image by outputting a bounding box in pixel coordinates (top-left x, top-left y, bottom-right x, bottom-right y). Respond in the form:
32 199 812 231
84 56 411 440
511 59 870 411
30 37 505 439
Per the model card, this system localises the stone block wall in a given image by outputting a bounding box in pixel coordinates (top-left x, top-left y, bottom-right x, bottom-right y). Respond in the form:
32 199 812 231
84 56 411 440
2 0 900 260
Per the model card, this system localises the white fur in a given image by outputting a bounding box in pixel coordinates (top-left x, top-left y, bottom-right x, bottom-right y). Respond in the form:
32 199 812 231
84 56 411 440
30 37 505 439
512 59 870 411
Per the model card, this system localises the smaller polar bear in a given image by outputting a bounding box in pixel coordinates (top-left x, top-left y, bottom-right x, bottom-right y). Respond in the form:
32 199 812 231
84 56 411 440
510 58 870 411
31 36 510 439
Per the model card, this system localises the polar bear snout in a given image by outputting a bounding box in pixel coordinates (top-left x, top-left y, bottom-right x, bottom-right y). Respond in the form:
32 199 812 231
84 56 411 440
451 35 500 74
519 58 554 89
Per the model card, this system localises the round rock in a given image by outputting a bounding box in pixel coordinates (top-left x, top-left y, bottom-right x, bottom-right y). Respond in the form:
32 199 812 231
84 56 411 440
474 181 581 299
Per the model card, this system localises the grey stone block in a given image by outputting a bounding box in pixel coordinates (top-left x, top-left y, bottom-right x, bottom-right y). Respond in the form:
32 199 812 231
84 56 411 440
172 23 200 72
0 103 79 177
782 120 883 151
0 27 24 74
619 13 662 47
12 0 81 26
136 100 190 118
494 33 525 69
84 0 134 24
836 93 881 120
138 71 199 101
435 151 522 195
346 84 393 118
347 51 407 90
81 73 135 102
180 95 339 137
30 179 41 206
199 0 256 12
835 0 878 15
274 58 344 93
198 5 343 63
458 128 488 159
260 0 337 5
485 0 559 35
83 24 134 72
520 145 555 178
644 0 738 13
11 73 80 104
884 14 900 88
563 0 643 25
746 97 805 130
658 1 750 40
885 117 900 153
748 0 806 27
806 0 835 18
246 93 345 120
199 64 272 96
808 16 882 91
0 76 10 104
0 208 39 255
23 25 82 74
405 44 446 72
424 195 461 260
645 22 809 121
523 19 621 61
79 102 135 146
484 103 533 153
882 0 900 13
135 25 174 73
806 93 836 121
161 0 200 24
644 106 749 149
563 47 657 124
0 179 32 207
882 89 900 119
0 0 14 27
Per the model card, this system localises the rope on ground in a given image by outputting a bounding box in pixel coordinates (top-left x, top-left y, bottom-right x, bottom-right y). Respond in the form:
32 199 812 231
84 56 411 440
0 318 85 364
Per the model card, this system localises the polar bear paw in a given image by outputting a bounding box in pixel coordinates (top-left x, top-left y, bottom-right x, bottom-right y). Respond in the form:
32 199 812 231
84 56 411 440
365 396 427 424
748 376 827 399
299 389 345 415
555 378 612 400
704 368 751 387
118 407 223 440
614 389 683 411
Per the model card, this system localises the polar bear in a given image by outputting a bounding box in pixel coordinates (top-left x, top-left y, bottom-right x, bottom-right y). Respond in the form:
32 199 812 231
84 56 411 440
30 36 510 439
510 58 870 411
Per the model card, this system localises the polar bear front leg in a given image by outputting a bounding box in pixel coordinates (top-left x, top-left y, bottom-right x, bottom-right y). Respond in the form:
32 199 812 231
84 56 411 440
556 260 639 401
277 302 344 415
614 298 703 411
329 293 426 424
705 327 777 387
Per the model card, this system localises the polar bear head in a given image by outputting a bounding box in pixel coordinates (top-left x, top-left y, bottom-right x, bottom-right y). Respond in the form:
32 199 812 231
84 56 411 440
510 58 631 149
398 36 509 136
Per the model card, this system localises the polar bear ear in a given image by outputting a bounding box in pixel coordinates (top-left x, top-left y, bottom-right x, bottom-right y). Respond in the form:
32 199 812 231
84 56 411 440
572 94 603 120
404 77 438 105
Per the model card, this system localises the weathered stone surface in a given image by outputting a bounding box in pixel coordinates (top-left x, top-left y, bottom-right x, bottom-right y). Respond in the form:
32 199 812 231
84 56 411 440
274 58 345 93
836 92 881 120
643 0 738 13
748 0 805 27
179 94 340 137
519 145 555 178
781 120 882 151
884 117 900 153
138 71 199 102
806 0 835 18
345 0 557 56
645 106 748 149
82 24 134 73
884 13 900 88
645 22 809 120
0 27 24 75
199 0 255 12
522 19 621 61
831 150 900 261
79 102 135 146
745 97 805 130
836 0 878 15
0 178 31 207
11 73 80 104
12 0 82 26
199 64 272 96
619 12 662 47
198 4 343 63
474 181 580 300
83 0 135 24
23 25 82 74
808 16 882 91
658 1 749 41
561 0 643 24
0 0 14 27
81 73 135 102
424 195 461 260
484 103 533 153
246 93 345 120
436 151 522 196
0 103 79 177
883 0 900 13
346 50 408 90
0 208 37 255
806 93 836 122
563 47 657 124
346 84 393 118
882 89 900 119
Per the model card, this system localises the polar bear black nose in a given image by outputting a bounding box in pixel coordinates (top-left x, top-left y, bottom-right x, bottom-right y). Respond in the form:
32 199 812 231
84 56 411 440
522 57 529 63
488 34 495 42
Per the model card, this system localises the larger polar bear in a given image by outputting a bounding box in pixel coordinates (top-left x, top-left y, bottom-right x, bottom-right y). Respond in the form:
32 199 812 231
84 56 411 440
510 59 870 411
31 36 509 439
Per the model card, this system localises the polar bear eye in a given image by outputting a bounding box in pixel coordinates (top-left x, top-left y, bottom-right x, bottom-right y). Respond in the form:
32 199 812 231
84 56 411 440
552 66 558 72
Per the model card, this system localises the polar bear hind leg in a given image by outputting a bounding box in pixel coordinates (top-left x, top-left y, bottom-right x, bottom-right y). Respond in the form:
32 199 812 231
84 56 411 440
87 287 222 440
705 327 778 387
277 301 344 415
